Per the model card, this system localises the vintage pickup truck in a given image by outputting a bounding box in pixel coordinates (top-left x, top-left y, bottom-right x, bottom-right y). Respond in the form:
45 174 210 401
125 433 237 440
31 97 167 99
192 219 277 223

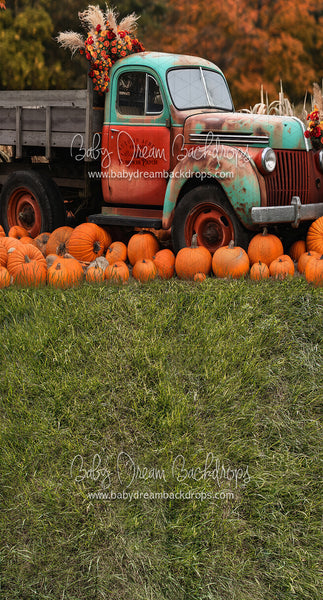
1 51 323 252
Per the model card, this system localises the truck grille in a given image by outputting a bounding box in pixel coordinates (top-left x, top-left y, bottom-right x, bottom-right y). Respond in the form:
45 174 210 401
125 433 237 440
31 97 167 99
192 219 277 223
265 150 309 206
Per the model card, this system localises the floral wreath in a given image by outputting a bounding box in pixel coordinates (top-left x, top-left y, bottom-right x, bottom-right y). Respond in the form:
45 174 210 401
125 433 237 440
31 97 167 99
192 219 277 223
57 4 145 94
304 105 323 151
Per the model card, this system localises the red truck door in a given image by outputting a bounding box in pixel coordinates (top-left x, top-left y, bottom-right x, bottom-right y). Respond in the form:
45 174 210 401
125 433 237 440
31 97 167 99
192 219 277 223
102 69 171 206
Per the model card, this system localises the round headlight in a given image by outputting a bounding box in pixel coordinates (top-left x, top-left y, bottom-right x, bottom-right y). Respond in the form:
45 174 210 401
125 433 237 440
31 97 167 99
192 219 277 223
261 147 276 173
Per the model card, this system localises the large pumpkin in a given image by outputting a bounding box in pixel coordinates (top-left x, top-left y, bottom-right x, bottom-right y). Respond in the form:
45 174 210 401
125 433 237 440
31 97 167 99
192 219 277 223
47 257 84 288
304 254 323 286
175 246 212 280
153 249 175 279
269 255 295 279
14 259 47 287
306 216 323 254
7 243 47 279
127 231 159 266
212 241 250 278
248 228 283 266
46 226 73 257
68 223 111 262
0 243 7 267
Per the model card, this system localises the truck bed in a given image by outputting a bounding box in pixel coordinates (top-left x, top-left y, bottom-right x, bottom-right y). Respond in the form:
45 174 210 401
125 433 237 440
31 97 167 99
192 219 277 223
0 83 104 161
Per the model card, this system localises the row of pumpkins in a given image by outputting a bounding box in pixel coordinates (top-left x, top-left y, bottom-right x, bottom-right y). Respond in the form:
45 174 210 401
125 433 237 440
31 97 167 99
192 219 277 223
0 218 323 288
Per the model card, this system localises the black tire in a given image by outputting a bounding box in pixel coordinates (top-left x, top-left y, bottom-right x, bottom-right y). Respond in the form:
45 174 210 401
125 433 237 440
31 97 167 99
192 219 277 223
0 170 66 237
171 185 250 254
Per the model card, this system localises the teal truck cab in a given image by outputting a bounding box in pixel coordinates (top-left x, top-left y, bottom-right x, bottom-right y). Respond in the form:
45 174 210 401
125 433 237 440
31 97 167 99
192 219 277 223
1 51 323 252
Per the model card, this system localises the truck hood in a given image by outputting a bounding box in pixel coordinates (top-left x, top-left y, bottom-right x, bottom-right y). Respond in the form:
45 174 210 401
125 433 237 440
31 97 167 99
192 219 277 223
183 112 308 151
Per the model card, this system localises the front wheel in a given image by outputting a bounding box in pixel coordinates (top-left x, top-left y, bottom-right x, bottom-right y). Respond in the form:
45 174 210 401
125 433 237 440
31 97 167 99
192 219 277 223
171 185 250 254
0 170 66 237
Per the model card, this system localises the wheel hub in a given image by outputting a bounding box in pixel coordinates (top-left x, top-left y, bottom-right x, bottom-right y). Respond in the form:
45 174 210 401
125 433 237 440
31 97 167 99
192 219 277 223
184 203 234 253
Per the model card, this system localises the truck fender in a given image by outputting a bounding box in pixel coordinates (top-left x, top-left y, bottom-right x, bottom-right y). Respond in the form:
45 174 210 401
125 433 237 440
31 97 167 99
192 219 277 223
162 147 263 229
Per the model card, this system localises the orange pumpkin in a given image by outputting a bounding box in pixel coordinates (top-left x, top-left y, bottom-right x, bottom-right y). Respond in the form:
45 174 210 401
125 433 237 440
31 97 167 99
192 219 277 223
0 243 7 267
249 260 270 280
47 257 84 288
132 259 157 282
67 223 110 262
269 255 295 279
85 264 105 283
193 272 206 282
297 250 320 274
46 226 73 257
288 240 306 262
8 225 31 239
0 225 5 237
0 236 23 251
0 266 10 288
106 241 127 264
19 236 34 245
14 259 47 287
153 249 175 279
33 232 51 256
127 231 159 265
248 228 284 266
304 254 323 286
105 260 130 284
306 216 323 254
7 243 47 278
175 246 212 280
212 241 250 278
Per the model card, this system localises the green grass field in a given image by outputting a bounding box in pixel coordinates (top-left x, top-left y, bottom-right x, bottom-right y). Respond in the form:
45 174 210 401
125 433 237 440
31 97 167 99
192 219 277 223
0 278 322 600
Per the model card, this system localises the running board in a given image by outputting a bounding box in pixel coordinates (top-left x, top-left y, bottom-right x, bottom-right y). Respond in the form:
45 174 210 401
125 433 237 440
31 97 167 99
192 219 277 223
88 213 163 228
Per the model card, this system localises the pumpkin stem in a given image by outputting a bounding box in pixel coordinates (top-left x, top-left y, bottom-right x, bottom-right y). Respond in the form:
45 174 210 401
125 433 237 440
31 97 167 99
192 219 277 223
93 241 101 254
24 255 31 263
55 262 61 270
228 240 235 249
191 233 198 248
262 227 268 236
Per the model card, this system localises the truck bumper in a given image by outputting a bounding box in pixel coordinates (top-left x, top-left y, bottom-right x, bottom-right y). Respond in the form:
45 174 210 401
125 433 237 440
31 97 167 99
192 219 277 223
251 197 323 228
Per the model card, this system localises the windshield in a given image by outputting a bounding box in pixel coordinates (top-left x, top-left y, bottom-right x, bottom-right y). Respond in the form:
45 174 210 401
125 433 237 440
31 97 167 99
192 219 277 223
167 67 233 111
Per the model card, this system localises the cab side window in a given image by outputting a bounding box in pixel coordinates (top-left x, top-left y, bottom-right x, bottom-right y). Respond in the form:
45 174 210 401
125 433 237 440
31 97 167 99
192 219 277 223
117 72 163 116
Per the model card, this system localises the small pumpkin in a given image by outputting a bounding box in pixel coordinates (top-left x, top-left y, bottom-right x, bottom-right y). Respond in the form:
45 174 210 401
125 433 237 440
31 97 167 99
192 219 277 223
106 241 127 264
86 264 105 283
193 272 206 282
67 223 110 262
8 225 31 239
105 260 130 284
0 236 23 251
153 249 175 279
33 232 51 256
304 254 323 286
19 236 35 245
297 250 320 274
175 246 212 280
46 226 74 257
288 239 306 262
7 243 47 278
248 228 284 266
306 216 323 254
0 266 10 288
249 260 270 280
46 254 60 268
0 225 5 238
269 254 295 279
132 258 157 282
127 231 159 265
47 257 84 288
212 241 250 278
